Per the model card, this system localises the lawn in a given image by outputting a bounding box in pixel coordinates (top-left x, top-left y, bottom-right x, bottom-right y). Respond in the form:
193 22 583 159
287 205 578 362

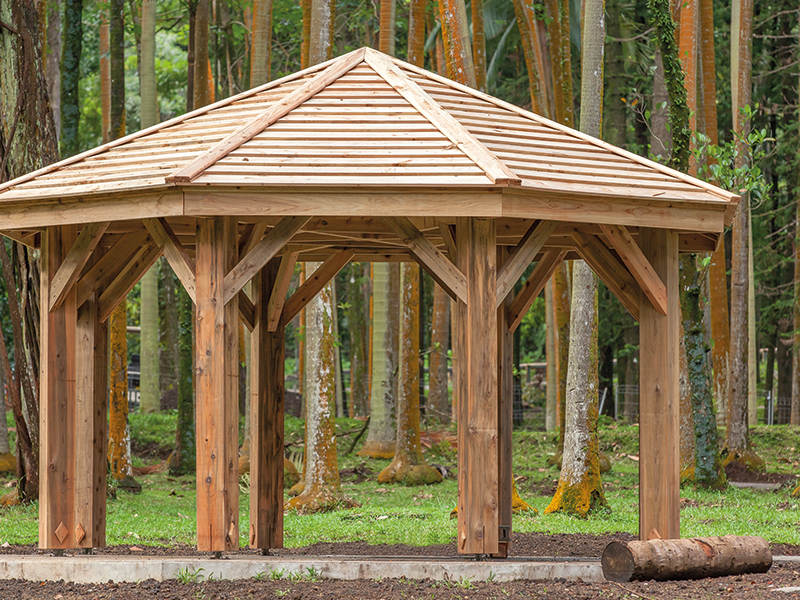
1 410 798 548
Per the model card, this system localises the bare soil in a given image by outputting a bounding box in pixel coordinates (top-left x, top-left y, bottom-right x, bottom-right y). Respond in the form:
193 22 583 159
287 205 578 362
1 533 799 599
725 461 799 487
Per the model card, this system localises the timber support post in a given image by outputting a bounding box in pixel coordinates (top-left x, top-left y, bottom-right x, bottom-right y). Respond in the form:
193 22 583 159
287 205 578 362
40 224 108 550
196 216 240 552
249 257 285 550
638 228 680 540
455 217 499 555
495 246 513 558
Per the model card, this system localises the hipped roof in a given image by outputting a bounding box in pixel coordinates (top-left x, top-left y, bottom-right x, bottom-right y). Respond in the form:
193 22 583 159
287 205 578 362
0 47 738 232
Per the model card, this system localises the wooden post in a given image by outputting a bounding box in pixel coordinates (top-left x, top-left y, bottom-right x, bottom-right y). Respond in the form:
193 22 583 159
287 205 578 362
249 257 284 550
74 248 109 548
638 228 680 540
455 217 499 555
196 216 240 552
40 225 78 550
495 246 513 558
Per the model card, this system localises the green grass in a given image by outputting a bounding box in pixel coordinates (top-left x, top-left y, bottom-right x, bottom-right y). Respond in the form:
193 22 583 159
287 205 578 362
1 410 798 548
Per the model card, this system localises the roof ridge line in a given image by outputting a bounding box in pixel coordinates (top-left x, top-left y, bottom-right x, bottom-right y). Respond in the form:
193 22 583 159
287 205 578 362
0 50 354 196
363 48 520 186
396 59 739 204
165 48 368 184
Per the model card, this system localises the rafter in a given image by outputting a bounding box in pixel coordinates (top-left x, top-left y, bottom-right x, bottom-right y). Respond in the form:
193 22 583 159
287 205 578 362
76 230 149 307
508 250 567 332
280 250 355 327
383 217 467 304
98 242 162 322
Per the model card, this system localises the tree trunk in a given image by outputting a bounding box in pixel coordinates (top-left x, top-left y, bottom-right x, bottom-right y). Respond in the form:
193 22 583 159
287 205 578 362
553 261 570 458
300 0 311 69
347 263 369 417
0 0 58 500
603 0 626 147
407 0 425 67
0 361 13 472
358 263 399 458
602 535 771 582
286 264 349 512
471 0 486 91
438 0 476 87
108 302 138 490
545 280 557 431
169 286 195 475
193 0 212 109
793 184 800 425
45 0 61 140
776 318 792 424
250 0 273 86
513 0 550 115
160 264 180 409
650 49 670 158
379 0 396 55
309 0 335 64
59 0 82 157
428 284 450 425
378 264 442 486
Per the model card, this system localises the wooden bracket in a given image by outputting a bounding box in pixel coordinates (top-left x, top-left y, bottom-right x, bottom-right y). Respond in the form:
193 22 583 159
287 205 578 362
238 221 269 257
267 251 299 332
76 230 149 307
508 250 567 332
49 222 109 312
144 218 197 303
223 216 311 305
281 250 355 327
496 219 557 307
239 290 255 331
438 222 457 262
599 224 667 315
98 241 162 322
383 217 467 304
571 229 642 321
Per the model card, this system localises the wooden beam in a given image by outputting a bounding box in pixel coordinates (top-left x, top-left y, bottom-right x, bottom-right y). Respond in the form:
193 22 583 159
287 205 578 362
76 231 149 307
267 251 299 332
166 48 367 184
239 221 269 257
239 290 255 331
438 222 457 261
144 218 197 303
196 216 240 552
98 242 162 322
508 250 567 333
495 220 557 307
638 228 680 541
600 224 667 316
383 217 467 304
223 216 311 305
495 247 513 559
249 258 285 550
39 225 78 550
281 250 355 327
570 230 642 321
49 222 109 312
455 217 499 555
74 247 108 549
364 49 521 185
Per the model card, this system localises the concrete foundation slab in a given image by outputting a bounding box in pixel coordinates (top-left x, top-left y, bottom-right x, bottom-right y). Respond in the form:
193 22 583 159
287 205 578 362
0 555 604 584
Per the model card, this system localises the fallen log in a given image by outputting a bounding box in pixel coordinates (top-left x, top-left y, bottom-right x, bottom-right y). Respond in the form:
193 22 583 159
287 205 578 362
601 535 772 582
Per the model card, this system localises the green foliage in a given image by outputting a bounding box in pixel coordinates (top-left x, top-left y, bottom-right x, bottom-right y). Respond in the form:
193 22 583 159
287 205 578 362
176 566 205 584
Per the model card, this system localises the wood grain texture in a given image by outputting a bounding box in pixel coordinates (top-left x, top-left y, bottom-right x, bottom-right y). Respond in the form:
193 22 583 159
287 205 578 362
39 225 78 549
267 251 299 331
508 250 567 333
143 218 197 303
238 290 255 331
570 229 642 320
281 250 355 326
249 258 285 549
638 228 680 541
383 217 467 304
98 241 163 322
495 219 557 306
49 222 109 312
455 217 499 555
74 247 108 548
75 230 150 307
196 217 240 552
223 216 311 305
599 224 667 315
495 247 513 558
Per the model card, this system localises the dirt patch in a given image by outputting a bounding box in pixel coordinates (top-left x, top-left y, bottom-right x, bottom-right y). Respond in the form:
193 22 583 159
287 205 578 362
725 461 798 486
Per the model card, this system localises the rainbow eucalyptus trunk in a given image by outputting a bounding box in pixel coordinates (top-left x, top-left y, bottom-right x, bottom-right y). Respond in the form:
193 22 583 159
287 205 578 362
378 264 442 486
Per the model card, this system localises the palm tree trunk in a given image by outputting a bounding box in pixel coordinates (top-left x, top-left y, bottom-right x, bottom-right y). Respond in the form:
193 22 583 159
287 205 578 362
408 0 425 66
379 0 396 55
250 0 273 86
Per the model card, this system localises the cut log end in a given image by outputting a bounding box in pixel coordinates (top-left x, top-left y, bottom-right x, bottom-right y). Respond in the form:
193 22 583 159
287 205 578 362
602 535 772 582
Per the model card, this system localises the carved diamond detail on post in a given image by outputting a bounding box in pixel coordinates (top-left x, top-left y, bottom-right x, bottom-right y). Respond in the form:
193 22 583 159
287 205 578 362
55 522 68 544
228 521 238 544
75 523 86 544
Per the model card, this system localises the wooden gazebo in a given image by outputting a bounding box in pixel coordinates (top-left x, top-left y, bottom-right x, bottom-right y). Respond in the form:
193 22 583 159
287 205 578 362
0 47 738 557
